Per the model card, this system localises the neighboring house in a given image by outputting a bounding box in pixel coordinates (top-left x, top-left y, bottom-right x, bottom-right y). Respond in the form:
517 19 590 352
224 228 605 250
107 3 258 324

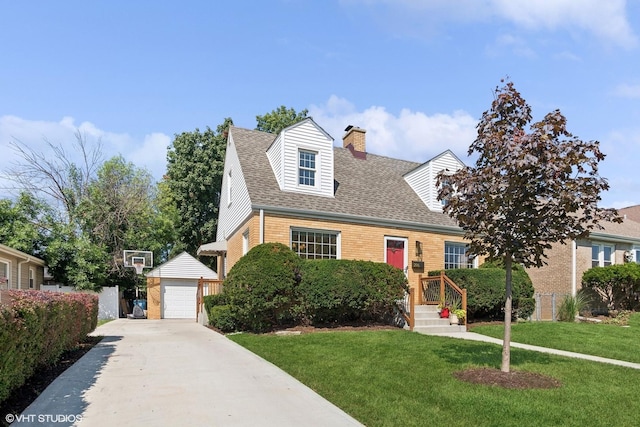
197 118 474 292
146 252 218 319
525 216 640 317
0 243 45 291
620 205 640 224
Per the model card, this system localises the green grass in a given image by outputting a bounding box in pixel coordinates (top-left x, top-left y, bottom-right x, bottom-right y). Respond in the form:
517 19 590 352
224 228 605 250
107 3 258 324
471 312 640 363
230 330 640 427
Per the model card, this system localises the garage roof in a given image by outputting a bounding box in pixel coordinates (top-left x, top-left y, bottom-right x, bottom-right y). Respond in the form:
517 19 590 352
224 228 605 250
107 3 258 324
146 252 217 279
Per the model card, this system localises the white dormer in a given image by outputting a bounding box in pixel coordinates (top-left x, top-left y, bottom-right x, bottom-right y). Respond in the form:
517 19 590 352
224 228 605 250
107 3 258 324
266 118 335 198
404 150 465 211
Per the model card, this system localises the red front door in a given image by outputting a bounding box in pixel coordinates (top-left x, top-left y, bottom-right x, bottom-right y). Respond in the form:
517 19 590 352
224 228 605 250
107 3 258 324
386 239 405 271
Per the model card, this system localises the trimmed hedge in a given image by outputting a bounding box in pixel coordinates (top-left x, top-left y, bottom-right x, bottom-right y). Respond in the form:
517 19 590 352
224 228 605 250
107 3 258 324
430 265 535 321
207 243 408 332
299 259 407 324
0 290 98 404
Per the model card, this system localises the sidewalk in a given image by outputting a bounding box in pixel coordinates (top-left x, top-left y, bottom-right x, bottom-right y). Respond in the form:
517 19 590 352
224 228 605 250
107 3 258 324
430 331 640 370
15 319 363 427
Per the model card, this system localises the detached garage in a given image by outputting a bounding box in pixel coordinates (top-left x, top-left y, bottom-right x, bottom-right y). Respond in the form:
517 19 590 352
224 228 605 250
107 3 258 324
146 252 218 319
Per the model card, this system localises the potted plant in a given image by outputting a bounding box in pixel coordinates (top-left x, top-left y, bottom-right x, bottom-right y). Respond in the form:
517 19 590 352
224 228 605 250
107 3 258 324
450 308 466 325
438 299 450 318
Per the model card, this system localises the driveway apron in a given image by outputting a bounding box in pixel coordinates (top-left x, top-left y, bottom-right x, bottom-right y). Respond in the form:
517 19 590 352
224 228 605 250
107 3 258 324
17 319 363 427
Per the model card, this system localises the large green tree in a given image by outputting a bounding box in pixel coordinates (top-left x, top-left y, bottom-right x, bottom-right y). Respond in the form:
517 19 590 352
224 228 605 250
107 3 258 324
0 192 52 257
78 156 172 288
255 105 309 134
7 135 174 291
438 80 620 373
165 119 232 255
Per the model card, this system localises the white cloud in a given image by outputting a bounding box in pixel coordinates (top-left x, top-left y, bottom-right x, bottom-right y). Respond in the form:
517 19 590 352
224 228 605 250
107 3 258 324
491 0 637 48
486 33 538 58
612 83 640 99
309 95 477 162
0 115 170 198
343 0 637 48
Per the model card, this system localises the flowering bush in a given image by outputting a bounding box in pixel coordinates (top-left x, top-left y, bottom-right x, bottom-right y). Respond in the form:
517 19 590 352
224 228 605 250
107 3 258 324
0 290 98 404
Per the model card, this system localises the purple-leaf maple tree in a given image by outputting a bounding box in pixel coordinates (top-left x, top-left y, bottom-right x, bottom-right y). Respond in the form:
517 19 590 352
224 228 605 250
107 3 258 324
437 80 620 373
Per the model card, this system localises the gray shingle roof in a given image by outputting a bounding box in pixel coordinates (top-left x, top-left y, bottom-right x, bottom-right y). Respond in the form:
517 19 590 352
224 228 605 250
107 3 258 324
230 126 460 232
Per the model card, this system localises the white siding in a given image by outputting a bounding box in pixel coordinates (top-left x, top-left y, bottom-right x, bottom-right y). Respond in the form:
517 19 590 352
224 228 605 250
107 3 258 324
216 134 253 242
404 150 464 211
266 133 284 189
279 120 334 198
146 252 217 279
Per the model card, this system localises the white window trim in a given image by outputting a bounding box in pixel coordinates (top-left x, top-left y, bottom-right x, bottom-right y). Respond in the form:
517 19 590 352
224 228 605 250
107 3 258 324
29 267 35 288
633 246 640 264
444 241 476 269
298 149 318 189
242 230 249 255
592 243 615 267
290 227 341 259
384 236 409 276
227 169 233 207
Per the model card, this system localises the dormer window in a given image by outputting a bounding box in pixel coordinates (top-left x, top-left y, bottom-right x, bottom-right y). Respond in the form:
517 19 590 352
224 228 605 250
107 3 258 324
298 150 316 187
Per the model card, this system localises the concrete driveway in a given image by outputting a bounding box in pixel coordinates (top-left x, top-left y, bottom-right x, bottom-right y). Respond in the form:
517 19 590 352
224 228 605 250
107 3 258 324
17 319 362 427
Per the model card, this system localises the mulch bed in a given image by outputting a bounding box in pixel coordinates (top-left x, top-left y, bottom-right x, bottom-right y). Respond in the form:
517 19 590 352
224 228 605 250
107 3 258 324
0 336 103 425
454 367 562 389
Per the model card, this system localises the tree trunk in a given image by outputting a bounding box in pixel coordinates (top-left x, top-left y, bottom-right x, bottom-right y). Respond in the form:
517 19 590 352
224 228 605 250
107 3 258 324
501 255 513 373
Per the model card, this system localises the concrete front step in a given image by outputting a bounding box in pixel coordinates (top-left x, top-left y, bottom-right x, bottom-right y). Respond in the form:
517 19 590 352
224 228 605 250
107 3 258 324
413 324 467 334
413 317 451 327
411 304 467 334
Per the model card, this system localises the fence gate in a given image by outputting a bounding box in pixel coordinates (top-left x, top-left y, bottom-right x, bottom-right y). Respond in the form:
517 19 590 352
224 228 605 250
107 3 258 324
534 293 569 321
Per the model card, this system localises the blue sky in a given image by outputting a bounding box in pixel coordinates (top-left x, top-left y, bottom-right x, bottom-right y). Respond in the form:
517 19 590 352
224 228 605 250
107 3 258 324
1 0 639 208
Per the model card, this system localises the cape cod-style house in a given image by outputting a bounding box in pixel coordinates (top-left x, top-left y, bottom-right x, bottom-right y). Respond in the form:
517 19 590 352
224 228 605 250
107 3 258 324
198 117 640 321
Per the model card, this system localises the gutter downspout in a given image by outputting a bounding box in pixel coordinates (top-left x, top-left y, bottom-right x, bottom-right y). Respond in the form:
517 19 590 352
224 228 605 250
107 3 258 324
259 209 264 244
571 240 577 296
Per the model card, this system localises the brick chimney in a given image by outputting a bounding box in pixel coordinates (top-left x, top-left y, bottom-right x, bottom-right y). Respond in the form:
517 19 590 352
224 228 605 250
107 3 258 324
342 125 366 159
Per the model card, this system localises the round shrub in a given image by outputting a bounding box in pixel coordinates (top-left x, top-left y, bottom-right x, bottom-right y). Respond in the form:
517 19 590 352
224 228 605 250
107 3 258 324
208 305 237 332
222 242 304 332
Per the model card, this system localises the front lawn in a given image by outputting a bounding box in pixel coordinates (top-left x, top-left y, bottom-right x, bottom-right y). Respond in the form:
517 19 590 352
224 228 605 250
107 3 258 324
230 330 640 427
470 312 640 363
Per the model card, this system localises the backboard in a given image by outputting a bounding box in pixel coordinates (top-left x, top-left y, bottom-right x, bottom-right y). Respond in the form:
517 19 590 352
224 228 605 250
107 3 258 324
123 250 153 271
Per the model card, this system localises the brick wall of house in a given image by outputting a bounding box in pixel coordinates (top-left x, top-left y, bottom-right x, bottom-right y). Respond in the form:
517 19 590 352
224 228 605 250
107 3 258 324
223 212 474 291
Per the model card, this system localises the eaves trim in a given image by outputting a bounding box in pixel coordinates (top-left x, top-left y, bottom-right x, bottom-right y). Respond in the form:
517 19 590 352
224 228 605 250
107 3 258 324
252 204 464 236
589 232 640 245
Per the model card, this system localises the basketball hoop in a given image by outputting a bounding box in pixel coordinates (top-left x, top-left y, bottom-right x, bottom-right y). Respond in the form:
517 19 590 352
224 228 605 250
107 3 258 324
134 262 144 275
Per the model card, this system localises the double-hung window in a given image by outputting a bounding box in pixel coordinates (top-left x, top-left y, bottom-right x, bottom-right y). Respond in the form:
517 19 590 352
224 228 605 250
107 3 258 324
592 243 614 267
291 229 338 259
444 242 474 269
298 150 316 187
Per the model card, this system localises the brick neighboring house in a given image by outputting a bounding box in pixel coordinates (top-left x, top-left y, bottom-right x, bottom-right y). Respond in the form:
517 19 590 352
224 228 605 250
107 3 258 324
198 118 478 292
0 243 45 291
620 205 640 223
525 216 640 317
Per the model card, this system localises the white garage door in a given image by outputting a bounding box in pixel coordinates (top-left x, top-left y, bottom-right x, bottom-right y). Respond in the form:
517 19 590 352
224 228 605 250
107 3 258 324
162 279 197 319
